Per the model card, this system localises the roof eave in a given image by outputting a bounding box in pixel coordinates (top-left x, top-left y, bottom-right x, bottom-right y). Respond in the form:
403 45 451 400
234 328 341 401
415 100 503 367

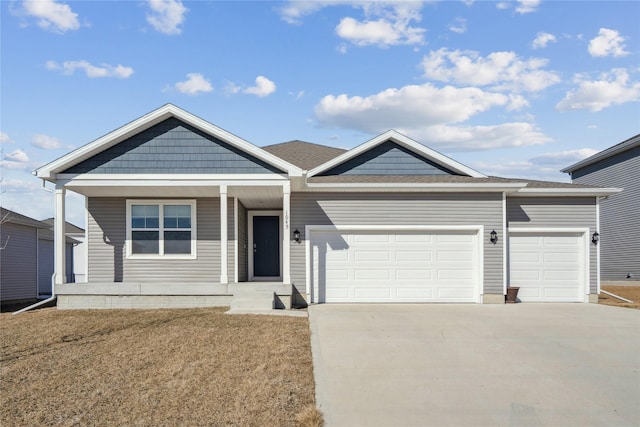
512 187 622 197
304 182 525 192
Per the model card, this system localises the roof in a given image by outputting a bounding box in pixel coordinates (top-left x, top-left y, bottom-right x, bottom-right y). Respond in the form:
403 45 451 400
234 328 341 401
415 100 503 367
306 175 594 187
262 140 347 170
41 218 85 234
37 228 81 244
562 133 640 173
35 104 303 180
308 130 486 178
1 207 51 229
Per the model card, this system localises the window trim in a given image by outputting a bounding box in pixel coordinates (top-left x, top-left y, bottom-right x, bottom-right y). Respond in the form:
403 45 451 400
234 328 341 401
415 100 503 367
126 199 197 260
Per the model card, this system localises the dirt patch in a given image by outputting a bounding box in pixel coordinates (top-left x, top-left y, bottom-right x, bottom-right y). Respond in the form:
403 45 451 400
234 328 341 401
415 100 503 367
599 286 640 310
0 308 319 426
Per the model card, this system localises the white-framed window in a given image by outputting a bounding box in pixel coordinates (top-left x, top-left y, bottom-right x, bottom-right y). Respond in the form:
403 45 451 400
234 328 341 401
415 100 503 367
126 200 197 259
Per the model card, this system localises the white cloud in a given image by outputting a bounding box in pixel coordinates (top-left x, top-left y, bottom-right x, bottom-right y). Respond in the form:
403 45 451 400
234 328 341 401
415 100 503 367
335 3 425 47
278 1 337 25
174 73 213 95
316 83 510 130
21 0 80 33
314 83 551 151
495 0 540 14
515 0 541 14
0 132 13 144
243 76 277 97
448 17 467 34
46 60 134 78
556 68 640 112
146 0 188 35
530 148 599 166
1 149 30 169
1 178 42 192
588 28 629 58
420 48 560 92
31 134 62 149
531 32 556 49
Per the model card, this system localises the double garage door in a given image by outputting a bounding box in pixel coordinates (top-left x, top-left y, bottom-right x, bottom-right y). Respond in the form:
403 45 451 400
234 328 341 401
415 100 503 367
310 229 480 303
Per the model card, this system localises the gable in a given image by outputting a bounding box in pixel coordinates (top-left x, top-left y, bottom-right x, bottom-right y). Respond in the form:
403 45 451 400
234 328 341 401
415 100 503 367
61 117 285 175
318 141 460 176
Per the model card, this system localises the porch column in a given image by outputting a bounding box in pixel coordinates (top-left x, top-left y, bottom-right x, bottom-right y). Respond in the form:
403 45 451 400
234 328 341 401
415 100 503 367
283 183 291 284
220 185 228 284
54 186 66 285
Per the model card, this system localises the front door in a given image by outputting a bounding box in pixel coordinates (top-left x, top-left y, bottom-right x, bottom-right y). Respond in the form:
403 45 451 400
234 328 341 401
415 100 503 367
253 216 280 277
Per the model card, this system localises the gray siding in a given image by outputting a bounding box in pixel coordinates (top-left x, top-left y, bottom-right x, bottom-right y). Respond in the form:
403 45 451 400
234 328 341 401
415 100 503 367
63 118 284 175
571 145 639 280
0 223 38 301
237 201 248 282
320 141 457 176
290 192 504 296
87 197 222 283
38 238 54 295
506 197 598 292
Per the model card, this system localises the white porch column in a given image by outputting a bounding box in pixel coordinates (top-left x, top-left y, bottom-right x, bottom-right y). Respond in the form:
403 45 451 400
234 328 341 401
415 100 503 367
54 186 66 285
283 183 291 284
220 185 228 284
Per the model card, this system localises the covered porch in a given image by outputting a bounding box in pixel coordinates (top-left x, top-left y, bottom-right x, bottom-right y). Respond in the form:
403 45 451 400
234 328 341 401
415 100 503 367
52 178 297 309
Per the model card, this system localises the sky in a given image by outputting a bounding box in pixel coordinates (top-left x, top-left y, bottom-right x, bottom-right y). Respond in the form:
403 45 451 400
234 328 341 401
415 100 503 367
1 0 639 227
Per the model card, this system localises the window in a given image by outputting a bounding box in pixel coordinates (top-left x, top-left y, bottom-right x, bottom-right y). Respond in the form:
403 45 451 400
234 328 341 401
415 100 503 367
127 200 196 258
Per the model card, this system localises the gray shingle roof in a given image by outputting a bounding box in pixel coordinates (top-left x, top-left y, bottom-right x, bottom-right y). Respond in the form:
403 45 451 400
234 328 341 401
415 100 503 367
262 140 346 170
41 218 85 234
1 207 51 229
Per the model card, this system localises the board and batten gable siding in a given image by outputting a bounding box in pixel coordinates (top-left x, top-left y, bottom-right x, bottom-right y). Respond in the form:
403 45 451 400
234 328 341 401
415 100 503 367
62 117 285 175
318 141 459 176
506 197 598 292
0 222 38 301
570 145 639 280
87 197 235 283
290 192 504 296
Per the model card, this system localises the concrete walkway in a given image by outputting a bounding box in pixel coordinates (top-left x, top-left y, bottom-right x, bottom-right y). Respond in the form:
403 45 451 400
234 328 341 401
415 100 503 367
308 304 640 427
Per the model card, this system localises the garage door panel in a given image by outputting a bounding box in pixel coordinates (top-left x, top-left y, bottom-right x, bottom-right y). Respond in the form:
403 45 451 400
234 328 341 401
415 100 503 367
509 232 585 303
312 229 479 303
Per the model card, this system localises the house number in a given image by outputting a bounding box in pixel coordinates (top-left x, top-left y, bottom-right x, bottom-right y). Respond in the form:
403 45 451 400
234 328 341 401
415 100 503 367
285 211 289 229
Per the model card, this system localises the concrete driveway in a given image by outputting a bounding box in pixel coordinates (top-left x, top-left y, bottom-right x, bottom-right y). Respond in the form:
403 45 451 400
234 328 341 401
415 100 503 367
308 304 640 427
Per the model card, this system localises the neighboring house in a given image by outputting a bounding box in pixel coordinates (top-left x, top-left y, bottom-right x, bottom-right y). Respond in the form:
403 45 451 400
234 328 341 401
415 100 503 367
42 218 87 284
1 208 51 303
0 208 80 303
34 104 619 309
562 134 640 282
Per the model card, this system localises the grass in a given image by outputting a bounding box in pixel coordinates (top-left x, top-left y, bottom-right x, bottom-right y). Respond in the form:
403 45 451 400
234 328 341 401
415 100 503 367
599 285 640 310
0 307 322 426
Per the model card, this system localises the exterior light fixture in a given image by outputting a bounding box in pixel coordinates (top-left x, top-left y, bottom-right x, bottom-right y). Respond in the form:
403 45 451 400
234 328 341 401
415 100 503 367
293 229 300 243
592 231 599 245
490 230 498 244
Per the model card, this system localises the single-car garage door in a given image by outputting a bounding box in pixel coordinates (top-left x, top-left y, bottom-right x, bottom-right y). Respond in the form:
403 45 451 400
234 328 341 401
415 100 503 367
509 231 586 302
310 229 480 303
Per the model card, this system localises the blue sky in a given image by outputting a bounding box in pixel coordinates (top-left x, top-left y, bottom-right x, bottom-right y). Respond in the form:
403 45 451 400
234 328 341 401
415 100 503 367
1 0 639 226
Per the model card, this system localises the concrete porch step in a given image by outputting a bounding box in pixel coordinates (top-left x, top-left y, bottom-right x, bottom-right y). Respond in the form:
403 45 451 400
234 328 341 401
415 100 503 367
230 293 275 311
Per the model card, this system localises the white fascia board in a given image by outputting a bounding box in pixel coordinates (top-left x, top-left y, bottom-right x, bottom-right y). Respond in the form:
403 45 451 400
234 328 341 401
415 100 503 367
511 187 622 197
304 182 525 192
308 130 487 178
35 104 302 180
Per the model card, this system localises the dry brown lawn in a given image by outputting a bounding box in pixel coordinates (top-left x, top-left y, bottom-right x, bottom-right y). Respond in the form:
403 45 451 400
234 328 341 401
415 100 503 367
0 307 322 427
599 286 640 310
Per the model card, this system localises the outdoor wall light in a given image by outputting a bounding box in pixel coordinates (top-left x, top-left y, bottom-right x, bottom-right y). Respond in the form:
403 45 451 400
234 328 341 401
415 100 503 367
592 231 600 245
490 230 498 245
293 229 300 243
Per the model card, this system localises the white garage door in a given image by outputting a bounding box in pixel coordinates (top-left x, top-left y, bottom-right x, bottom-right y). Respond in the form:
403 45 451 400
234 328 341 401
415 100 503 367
310 229 480 303
509 232 586 302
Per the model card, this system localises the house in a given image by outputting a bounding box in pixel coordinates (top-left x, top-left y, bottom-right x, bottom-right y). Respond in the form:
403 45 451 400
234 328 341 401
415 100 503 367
34 104 619 309
562 134 639 282
0 208 78 303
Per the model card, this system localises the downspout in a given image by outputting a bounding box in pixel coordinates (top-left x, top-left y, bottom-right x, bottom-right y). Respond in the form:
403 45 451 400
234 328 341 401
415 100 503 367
13 274 56 315
14 180 58 315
